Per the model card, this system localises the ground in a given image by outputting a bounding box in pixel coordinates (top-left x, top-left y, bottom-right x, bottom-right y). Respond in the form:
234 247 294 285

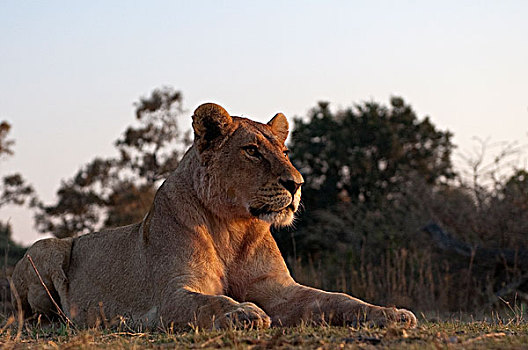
1 317 527 349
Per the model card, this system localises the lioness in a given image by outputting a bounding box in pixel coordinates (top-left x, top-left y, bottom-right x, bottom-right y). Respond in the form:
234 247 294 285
12 103 416 329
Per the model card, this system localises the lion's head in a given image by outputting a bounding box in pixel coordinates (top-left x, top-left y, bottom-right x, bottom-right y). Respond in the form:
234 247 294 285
191 103 303 227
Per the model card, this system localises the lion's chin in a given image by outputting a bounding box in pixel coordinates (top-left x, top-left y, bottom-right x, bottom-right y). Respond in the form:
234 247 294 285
257 207 295 227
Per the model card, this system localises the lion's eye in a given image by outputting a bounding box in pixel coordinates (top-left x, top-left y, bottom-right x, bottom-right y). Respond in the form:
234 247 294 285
283 149 290 158
244 146 260 158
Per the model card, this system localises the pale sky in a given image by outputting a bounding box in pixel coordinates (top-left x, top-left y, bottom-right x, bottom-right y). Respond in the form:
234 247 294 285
1 1 527 245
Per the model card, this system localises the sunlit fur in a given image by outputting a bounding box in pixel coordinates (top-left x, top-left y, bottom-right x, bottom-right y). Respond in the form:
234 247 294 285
252 185 302 227
193 108 304 229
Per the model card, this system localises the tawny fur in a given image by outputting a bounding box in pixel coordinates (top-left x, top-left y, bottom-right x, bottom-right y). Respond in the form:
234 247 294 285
11 103 417 329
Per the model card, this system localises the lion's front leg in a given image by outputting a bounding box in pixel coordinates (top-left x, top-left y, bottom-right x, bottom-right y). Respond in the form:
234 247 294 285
252 282 416 328
240 234 416 328
159 288 271 330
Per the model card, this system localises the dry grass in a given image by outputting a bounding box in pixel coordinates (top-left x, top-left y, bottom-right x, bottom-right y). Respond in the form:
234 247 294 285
1 316 527 349
287 246 528 315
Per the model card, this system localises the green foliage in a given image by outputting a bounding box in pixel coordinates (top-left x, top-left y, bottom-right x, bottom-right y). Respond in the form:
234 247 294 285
290 97 455 209
0 121 36 210
104 182 156 228
35 87 190 238
0 222 26 268
0 121 14 158
468 168 528 248
501 169 528 208
276 98 456 260
116 87 190 183
33 159 111 238
0 121 36 259
0 174 35 208
274 99 528 312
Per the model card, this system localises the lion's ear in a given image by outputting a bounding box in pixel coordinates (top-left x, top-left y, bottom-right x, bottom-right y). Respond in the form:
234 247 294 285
267 113 289 144
192 103 233 152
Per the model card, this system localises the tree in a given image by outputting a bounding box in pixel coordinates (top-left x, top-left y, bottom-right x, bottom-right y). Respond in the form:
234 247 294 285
0 222 26 268
289 97 455 210
36 87 191 238
0 120 35 265
0 121 15 158
442 139 528 248
481 169 528 248
274 97 456 260
115 87 190 183
0 121 36 209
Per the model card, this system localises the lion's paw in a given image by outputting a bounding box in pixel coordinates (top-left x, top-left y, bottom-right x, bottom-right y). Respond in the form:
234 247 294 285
368 307 417 329
215 302 271 330
395 308 417 328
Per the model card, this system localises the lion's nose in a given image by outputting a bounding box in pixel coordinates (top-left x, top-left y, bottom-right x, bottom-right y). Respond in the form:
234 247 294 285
279 179 302 196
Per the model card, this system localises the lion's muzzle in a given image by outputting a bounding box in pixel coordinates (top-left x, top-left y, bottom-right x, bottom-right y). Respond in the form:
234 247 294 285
248 180 301 227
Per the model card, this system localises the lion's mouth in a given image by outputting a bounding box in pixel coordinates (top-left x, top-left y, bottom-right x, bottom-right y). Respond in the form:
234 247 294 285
249 203 295 217
249 202 296 227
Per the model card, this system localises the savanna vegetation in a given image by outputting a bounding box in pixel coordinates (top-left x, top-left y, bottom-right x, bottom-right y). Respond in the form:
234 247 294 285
1 87 527 347
2 319 528 349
